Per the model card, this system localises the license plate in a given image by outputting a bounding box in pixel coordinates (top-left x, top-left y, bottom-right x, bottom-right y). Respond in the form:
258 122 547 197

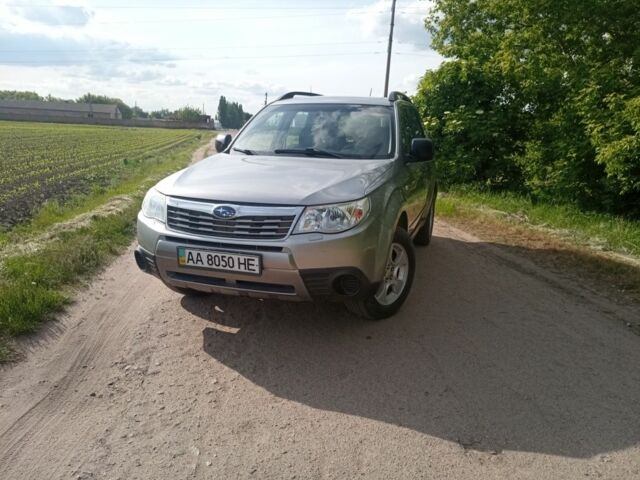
177 247 261 275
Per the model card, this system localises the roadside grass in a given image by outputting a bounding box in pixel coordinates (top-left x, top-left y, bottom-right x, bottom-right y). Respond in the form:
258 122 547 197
0 133 213 361
438 187 640 258
0 203 137 337
438 188 640 329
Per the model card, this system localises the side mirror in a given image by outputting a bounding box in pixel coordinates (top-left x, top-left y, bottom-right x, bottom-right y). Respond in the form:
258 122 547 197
410 137 434 162
215 133 232 153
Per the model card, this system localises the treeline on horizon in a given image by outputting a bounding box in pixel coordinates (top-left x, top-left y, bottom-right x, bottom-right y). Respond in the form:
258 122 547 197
415 0 640 217
0 90 252 127
217 96 252 129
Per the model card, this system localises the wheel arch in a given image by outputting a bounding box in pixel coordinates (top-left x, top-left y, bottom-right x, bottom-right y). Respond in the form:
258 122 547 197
397 211 409 231
372 186 410 282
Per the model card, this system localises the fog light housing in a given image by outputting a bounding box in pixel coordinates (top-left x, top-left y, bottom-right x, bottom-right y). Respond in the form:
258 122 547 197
334 274 361 296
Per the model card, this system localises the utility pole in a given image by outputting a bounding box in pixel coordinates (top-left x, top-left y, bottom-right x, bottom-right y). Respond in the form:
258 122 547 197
383 0 397 97
264 92 268 106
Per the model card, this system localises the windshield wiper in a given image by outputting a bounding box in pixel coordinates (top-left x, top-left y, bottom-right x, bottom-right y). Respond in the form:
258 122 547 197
273 148 343 159
232 147 255 155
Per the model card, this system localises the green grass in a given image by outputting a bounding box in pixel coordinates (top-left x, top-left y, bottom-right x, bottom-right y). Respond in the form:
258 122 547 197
438 187 640 258
0 132 213 361
0 202 138 340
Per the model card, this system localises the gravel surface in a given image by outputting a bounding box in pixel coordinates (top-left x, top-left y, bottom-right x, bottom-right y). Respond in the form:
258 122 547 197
1 221 639 480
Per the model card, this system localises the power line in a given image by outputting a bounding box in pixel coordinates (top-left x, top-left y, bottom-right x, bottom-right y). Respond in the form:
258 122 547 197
0 50 391 65
0 50 438 65
395 52 439 57
79 9 425 25
0 40 385 54
5 3 426 10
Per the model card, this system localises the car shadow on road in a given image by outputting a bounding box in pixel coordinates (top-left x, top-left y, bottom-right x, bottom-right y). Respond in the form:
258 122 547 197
181 234 640 458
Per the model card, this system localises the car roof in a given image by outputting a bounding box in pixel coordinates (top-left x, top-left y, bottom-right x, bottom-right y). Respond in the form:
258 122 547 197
271 96 394 107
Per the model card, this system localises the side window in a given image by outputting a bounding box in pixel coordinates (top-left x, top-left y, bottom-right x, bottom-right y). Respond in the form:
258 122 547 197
398 104 425 157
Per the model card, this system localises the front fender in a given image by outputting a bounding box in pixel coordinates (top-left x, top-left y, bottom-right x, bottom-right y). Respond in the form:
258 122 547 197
370 185 406 282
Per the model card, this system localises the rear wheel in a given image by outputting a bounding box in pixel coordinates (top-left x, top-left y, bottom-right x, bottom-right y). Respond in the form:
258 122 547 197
346 227 415 320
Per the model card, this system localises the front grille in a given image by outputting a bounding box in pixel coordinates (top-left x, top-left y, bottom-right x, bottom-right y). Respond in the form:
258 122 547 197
167 205 295 240
164 236 284 252
167 271 295 294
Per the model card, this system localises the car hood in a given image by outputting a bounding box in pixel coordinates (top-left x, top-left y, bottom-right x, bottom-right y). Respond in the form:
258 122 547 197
155 153 394 205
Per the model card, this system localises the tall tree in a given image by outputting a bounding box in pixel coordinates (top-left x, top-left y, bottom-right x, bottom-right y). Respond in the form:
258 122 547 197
217 96 250 128
417 0 640 214
217 96 228 127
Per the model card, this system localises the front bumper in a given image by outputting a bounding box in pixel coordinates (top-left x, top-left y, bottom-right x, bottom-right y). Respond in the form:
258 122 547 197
136 212 384 301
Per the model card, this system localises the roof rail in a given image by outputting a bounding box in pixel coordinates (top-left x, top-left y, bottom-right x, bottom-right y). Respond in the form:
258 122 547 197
275 91 322 101
387 91 412 103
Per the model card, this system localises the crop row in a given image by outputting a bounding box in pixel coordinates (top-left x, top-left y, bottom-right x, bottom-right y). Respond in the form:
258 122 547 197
0 121 202 228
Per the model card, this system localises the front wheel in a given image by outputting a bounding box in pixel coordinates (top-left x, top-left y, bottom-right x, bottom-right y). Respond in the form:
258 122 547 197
346 227 415 320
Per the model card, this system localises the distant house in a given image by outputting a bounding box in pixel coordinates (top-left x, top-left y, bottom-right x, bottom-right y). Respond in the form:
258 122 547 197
0 100 122 120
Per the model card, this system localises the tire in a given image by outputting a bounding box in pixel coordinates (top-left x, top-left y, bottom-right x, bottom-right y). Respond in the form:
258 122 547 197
414 195 436 246
346 227 416 320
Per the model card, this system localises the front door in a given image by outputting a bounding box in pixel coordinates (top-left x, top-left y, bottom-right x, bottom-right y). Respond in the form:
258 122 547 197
397 102 431 231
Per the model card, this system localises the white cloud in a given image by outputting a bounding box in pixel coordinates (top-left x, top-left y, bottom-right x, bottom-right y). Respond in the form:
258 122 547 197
0 26 176 67
400 72 423 95
195 79 286 97
0 0 444 114
81 64 166 83
11 4 93 27
349 0 432 49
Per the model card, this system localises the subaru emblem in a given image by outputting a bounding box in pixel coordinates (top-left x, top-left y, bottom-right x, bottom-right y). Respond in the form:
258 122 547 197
213 205 236 219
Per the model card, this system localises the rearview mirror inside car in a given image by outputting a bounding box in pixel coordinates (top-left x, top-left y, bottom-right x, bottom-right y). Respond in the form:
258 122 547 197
215 133 233 153
410 138 434 162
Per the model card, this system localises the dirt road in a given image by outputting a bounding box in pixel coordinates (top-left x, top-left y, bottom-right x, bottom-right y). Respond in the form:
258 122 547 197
1 221 639 480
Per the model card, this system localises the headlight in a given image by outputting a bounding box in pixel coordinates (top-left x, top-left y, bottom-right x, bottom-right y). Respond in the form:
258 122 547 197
141 188 166 223
296 198 370 234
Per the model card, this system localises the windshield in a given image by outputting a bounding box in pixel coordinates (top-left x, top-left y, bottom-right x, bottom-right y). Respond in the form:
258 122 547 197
232 103 394 159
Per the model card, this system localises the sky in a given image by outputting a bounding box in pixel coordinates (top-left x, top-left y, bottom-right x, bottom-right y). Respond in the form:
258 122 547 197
0 0 443 114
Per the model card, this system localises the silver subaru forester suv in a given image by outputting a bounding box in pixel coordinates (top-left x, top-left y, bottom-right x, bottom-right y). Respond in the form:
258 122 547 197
135 91 436 319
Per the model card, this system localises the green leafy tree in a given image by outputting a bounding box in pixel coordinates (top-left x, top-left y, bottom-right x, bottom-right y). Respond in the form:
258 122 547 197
0 90 44 101
131 106 149 118
44 94 71 102
150 109 171 119
217 96 250 128
218 96 228 126
173 105 202 122
76 93 133 119
417 0 640 214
